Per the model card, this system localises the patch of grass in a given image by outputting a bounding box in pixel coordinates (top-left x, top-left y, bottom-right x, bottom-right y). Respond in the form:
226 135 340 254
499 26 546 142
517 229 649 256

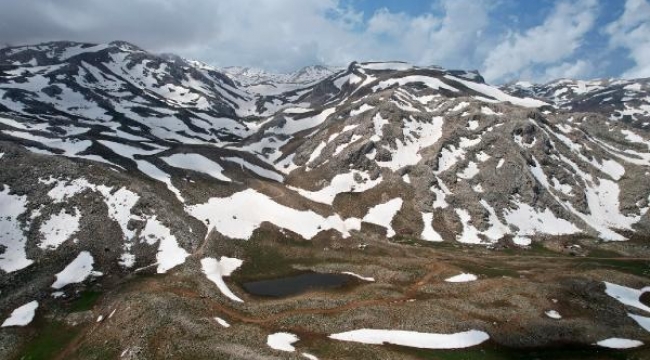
69 290 102 312
453 262 519 278
230 242 296 282
396 343 645 360
390 236 458 249
75 344 121 360
390 235 424 246
16 320 80 360
579 258 650 277
527 241 562 256
583 246 623 258
230 229 316 282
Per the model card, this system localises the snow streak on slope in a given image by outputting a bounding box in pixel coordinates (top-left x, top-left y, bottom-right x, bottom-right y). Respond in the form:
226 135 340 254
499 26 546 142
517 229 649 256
1 301 38 327
603 281 650 335
290 171 382 205
267 332 300 352
140 216 189 274
41 177 188 270
376 116 444 171
0 186 32 272
329 329 490 349
447 75 547 108
161 153 231 182
51 251 102 289
187 189 361 240
362 198 403 238
38 208 81 250
421 213 443 242
222 157 284 182
201 257 244 302
3 42 650 260
596 338 643 349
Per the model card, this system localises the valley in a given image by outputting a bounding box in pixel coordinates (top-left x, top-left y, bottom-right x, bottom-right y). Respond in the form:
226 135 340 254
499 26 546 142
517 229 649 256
1 41 650 359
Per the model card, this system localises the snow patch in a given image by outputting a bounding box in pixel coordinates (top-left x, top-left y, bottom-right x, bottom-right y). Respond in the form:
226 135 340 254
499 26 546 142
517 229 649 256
446 75 547 107
596 338 643 349
140 216 189 274
457 161 479 179
342 271 375 282
545 310 562 319
329 329 489 349
51 251 102 289
1 301 38 327
604 282 650 313
267 332 299 352
376 116 444 171
38 208 81 250
421 213 443 242
161 153 231 182
503 201 580 237
290 171 382 205
373 75 458 93
445 273 478 283
223 157 284 182
214 317 231 328
201 257 244 302
0 186 33 272
362 198 403 238
187 189 360 240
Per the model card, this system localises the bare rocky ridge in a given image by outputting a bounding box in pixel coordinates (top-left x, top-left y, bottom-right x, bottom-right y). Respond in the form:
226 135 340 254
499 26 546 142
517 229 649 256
2 41 650 359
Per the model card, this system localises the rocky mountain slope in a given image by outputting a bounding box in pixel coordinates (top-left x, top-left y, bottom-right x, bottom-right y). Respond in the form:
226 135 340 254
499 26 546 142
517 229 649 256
502 78 650 127
2 41 650 359
222 64 340 87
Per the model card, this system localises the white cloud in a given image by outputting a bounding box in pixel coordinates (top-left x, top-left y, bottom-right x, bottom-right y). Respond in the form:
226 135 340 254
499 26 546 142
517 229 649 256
364 0 491 69
185 0 363 71
367 8 419 36
543 60 594 81
197 0 493 71
0 0 222 51
2 0 645 83
482 0 598 83
0 0 494 73
421 0 491 68
606 0 650 78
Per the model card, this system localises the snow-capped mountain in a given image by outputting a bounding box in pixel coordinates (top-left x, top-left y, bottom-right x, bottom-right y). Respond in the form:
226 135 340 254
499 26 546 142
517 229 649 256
0 40 257 143
2 41 650 359
222 64 340 86
2 41 650 272
502 78 650 128
221 64 342 97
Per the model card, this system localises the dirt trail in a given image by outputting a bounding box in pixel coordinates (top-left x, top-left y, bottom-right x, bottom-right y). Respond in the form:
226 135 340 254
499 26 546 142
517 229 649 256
146 260 447 327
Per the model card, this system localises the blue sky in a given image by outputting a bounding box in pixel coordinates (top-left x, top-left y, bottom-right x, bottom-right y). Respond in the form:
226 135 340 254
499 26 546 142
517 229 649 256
1 0 649 83
335 0 645 83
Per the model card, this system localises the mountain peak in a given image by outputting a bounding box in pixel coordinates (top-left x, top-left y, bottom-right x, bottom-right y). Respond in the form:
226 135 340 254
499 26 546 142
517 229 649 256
107 40 144 52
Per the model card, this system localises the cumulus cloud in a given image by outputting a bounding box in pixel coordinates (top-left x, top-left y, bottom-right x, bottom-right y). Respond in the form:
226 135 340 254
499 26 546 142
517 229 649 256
482 0 598 83
606 0 650 78
543 60 594 81
0 0 221 51
193 0 493 71
420 0 492 68
365 0 492 69
0 0 493 72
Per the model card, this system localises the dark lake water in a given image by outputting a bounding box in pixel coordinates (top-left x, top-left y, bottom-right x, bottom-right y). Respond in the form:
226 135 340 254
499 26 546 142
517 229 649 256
242 272 353 297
